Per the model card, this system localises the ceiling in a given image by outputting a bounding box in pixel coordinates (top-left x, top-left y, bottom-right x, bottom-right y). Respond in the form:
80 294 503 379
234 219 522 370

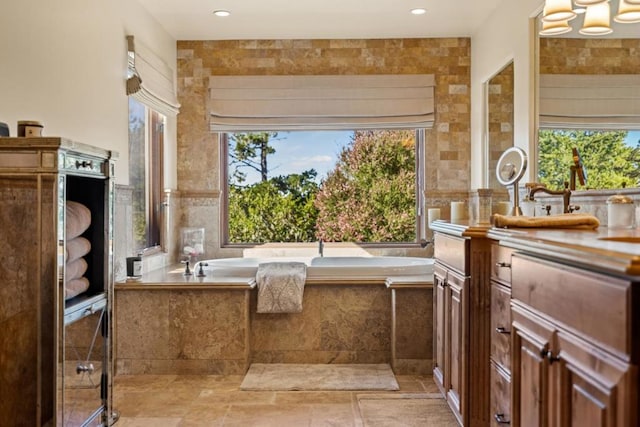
136 0 504 41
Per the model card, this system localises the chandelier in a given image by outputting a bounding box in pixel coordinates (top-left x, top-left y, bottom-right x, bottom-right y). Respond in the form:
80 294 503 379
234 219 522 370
540 0 640 36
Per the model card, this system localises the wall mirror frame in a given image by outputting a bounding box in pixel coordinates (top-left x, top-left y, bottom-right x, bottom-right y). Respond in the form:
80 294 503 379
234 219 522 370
483 59 515 191
533 1 640 194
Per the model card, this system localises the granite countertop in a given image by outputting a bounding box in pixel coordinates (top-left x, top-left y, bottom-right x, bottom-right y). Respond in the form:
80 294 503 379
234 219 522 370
430 219 640 276
115 264 256 290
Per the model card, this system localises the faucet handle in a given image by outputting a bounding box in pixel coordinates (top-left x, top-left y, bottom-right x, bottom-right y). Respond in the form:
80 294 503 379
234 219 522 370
568 204 580 213
181 259 192 276
196 262 208 277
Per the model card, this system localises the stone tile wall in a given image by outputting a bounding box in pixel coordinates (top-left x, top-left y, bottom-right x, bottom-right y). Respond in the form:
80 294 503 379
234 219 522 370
176 38 471 258
250 285 391 365
115 289 251 375
391 288 432 374
540 38 640 74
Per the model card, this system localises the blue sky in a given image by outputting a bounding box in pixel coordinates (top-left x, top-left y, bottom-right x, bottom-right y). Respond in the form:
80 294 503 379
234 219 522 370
239 131 353 184
625 131 640 146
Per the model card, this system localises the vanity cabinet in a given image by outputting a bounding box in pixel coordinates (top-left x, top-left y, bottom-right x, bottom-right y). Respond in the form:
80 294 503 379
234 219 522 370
509 252 638 427
0 138 117 426
432 222 492 427
434 261 468 423
489 242 513 426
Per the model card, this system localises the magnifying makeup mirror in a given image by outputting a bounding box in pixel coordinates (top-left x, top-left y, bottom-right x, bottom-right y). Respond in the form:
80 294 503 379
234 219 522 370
496 147 528 216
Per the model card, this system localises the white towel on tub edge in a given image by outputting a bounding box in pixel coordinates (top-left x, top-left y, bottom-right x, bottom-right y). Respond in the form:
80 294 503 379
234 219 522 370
256 262 307 314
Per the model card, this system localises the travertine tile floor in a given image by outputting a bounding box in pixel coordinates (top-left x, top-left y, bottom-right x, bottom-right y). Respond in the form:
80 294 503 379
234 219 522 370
112 374 450 426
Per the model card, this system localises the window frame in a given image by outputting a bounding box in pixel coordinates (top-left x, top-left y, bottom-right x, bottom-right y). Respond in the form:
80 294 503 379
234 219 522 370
220 129 426 248
128 98 165 253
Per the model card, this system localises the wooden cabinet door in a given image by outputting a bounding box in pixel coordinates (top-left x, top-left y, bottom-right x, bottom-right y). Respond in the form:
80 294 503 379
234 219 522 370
433 265 448 394
447 268 467 425
490 361 512 426
512 303 555 427
555 331 636 427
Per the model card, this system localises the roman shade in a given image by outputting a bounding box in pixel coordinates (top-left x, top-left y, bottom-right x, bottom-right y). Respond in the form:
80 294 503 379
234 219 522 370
209 74 435 131
539 74 640 129
126 35 180 116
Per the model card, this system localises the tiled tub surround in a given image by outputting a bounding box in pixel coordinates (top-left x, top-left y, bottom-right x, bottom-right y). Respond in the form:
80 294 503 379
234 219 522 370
114 267 432 376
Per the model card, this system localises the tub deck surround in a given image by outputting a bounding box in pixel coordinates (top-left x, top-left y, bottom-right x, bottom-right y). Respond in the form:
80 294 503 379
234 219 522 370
114 259 434 376
114 264 256 290
200 256 434 283
387 277 434 375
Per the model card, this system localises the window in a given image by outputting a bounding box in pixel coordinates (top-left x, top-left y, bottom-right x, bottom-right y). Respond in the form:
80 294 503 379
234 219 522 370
222 129 424 245
538 129 640 190
128 97 164 251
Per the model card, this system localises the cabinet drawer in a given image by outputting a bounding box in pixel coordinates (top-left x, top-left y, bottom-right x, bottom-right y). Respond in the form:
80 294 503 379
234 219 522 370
434 233 468 274
490 362 511 427
490 282 511 371
511 253 632 356
491 243 513 286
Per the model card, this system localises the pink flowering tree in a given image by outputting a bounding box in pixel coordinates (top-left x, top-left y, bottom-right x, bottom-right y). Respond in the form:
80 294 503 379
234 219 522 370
314 130 416 242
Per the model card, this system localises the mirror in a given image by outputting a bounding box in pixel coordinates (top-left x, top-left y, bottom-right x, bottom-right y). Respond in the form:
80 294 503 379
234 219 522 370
496 147 527 215
536 1 640 191
486 61 515 191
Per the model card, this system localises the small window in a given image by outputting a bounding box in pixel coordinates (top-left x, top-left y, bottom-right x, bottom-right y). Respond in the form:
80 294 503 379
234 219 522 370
128 97 164 251
222 129 424 245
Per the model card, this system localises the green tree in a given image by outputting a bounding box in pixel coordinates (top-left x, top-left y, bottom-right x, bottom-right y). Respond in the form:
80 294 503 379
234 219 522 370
228 172 319 243
128 98 147 250
314 130 416 242
228 132 277 184
227 132 319 243
538 130 640 190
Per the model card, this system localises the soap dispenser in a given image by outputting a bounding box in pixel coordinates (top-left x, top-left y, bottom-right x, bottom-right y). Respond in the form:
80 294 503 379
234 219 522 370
607 194 635 229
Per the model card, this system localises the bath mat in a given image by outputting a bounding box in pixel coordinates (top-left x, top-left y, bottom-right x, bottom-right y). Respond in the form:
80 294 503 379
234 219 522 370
240 363 400 391
358 393 458 426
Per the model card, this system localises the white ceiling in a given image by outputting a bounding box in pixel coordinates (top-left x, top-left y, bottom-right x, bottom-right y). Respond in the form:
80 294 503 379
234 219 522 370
136 0 504 41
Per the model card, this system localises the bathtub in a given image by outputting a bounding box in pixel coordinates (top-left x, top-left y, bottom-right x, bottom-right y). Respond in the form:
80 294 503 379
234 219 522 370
197 256 434 281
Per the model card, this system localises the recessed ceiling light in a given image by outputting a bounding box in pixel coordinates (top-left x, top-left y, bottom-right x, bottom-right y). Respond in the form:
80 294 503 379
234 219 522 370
213 10 230 17
410 8 427 15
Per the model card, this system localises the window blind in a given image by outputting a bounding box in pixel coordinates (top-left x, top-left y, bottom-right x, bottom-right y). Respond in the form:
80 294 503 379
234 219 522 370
126 35 180 117
209 74 435 131
539 74 640 129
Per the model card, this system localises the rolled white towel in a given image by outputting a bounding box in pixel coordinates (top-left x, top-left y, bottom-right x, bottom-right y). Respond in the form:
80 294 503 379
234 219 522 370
65 277 89 300
66 257 88 282
66 201 91 239
65 237 91 263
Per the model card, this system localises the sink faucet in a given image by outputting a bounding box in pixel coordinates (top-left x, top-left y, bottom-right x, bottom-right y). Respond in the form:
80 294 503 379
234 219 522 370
318 239 324 257
527 181 576 214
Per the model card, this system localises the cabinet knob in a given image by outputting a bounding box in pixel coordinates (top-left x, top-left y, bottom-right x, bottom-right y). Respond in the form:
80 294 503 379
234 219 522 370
495 326 511 335
494 413 510 424
76 363 95 375
495 262 511 268
546 350 561 364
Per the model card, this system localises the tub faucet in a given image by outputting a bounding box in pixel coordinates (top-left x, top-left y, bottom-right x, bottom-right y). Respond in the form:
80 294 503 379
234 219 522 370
527 181 575 214
318 239 324 257
181 259 192 276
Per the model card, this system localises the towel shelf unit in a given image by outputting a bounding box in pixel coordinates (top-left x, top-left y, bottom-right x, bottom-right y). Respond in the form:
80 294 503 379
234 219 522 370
0 137 117 426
